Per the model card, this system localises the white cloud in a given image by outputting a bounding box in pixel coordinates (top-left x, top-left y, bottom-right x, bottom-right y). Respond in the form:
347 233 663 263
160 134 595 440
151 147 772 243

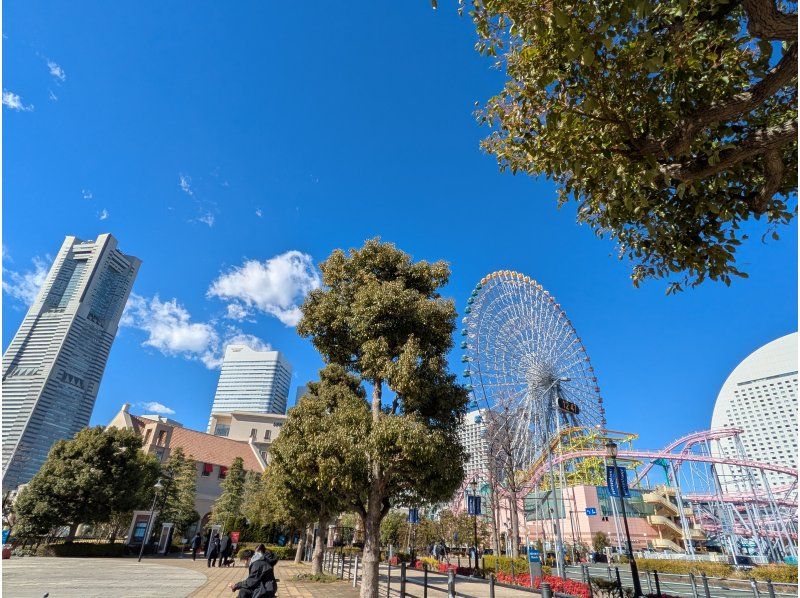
2 90 33 111
2 256 51 305
255 208 263 218
99 208 109 220
122 293 219 364
208 251 320 326
82 189 93 200
198 213 215 227
2 245 11 262
137 401 175 415
47 60 66 82
122 293 270 369
225 302 252 321
48 90 58 101
179 174 193 196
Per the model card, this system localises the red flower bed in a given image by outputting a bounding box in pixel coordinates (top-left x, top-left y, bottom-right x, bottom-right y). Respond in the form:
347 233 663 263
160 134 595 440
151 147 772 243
495 573 590 598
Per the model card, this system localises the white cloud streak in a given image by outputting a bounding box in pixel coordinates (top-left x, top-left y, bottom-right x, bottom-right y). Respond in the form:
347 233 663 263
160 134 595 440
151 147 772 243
2 90 33 111
179 174 193 196
99 209 109 220
2 256 51 305
47 60 66 82
208 251 320 326
137 401 175 415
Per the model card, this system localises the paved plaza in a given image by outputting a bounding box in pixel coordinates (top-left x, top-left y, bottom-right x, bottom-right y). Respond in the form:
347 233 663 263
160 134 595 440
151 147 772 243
2 557 360 598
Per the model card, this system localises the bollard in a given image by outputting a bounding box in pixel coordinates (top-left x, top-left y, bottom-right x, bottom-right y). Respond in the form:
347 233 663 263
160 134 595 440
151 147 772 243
700 572 711 598
424 563 428 598
489 573 495 598
654 570 662 598
750 578 760 598
646 571 653 594
615 567 624 598
353 555 359 588
541 581 553 598
448 568 456 598
400 562 407 598
457 555 461 569
607 566 613 581
689 572 699 598
766 579 776 598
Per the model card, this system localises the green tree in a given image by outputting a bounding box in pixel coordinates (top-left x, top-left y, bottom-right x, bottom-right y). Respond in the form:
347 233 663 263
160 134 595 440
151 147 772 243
268 364 370 574
380 510 407 547
468 0 797 292
240 471 266 527
157 447 199 537
593 531 610 553
297 239 469 598
14 426 159 541
212 457 246 531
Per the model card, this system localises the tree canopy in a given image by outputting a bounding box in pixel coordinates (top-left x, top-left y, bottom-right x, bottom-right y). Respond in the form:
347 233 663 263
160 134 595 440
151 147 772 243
212 457 247 531
14 426 159 540
157 447 199 536
468 0 797 292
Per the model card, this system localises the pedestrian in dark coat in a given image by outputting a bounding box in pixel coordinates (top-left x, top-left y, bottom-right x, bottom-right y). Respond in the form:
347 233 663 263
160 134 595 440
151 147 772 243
191 532 202 561
207 533 221 567
220 533 232 567
229 544 279 598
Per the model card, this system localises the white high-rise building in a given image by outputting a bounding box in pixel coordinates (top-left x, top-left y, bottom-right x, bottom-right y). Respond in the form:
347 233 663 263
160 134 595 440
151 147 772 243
207 345 291 432
2 234 140 489
710 332 798 490
460 409 489 474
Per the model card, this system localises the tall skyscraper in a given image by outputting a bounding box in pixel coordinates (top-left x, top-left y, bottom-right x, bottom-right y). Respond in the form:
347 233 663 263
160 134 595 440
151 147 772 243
207 344 292 431
2 234 140 489
459 409 489 474
711 332 798 490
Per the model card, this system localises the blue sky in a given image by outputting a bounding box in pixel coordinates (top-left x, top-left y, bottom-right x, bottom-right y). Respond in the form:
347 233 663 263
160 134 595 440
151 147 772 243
3 2 797 450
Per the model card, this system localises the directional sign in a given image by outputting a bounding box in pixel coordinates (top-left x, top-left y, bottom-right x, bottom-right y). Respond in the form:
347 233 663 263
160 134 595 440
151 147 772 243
407 508 420 524
467 495 482 516
528 549 541 563
606 466 631 498
585 507 597 516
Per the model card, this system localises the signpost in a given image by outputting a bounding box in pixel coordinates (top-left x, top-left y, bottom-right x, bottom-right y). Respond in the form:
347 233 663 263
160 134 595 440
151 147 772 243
528 548 542 584
606 466 630 498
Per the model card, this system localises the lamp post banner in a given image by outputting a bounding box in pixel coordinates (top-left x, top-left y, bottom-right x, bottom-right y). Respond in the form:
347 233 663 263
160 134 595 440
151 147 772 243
606 466 630 498
407 508 420 524
467 495 481 516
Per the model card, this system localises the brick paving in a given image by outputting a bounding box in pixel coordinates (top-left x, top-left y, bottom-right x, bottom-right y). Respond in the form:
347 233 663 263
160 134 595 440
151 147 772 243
165 555 361 597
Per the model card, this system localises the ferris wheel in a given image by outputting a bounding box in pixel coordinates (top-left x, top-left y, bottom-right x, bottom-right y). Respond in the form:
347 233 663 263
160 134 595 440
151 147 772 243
461 270 606 471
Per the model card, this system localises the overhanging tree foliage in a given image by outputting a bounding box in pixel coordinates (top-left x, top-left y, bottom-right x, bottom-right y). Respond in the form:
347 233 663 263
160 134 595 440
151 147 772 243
467 0 797 292
297 239 468 598
213 457 246 531
14 426 159 541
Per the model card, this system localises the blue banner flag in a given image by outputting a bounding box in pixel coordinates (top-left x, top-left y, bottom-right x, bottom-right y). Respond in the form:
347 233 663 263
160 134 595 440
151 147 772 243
407 508 420 524
606 465 631 498
467 495 481 516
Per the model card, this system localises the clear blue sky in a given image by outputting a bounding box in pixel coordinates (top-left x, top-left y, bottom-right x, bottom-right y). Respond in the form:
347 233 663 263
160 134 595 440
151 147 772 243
3 2 797 450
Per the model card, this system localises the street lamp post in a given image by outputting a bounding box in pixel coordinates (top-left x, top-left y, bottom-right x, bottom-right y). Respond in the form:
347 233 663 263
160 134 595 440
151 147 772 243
605 441 643 597
470 477 479 571
138 478 164 563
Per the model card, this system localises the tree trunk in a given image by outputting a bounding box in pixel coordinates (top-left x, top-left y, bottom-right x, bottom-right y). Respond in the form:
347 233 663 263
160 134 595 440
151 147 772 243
360 380 384 598
65 522 80 544
311 518 328 575
508 492 519 558
294 532 305 564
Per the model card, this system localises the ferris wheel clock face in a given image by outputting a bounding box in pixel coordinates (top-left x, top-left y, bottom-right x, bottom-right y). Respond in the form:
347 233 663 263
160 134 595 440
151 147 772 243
461 270 606 469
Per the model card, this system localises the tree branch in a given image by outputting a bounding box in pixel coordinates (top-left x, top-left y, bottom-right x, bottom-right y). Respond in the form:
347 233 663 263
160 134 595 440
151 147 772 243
742 0 798 41
749 148 784 214
662 120 797 182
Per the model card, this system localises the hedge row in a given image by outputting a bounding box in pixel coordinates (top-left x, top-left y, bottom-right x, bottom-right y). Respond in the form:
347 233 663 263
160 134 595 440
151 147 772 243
635 559 798 583
234 543 296 560
37 543 127 557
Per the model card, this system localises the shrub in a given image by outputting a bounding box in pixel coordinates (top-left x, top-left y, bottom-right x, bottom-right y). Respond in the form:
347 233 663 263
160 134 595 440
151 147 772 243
233 543 295 560
635 558 733 578
737 564 797 583
37 543 125 557
292 573 340 583
483 554 529 575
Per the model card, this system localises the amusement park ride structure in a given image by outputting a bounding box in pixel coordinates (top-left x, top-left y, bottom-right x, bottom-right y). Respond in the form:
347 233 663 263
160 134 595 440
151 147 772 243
455 270 798 563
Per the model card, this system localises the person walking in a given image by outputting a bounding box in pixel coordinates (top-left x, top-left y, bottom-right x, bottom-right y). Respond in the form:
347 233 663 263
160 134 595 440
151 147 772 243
190 532 202 561
229 544 279 598
207 533 221 568
219 532 232 567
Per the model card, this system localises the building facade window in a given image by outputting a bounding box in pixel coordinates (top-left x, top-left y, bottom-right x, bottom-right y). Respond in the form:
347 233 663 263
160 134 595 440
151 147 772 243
202 463 213 477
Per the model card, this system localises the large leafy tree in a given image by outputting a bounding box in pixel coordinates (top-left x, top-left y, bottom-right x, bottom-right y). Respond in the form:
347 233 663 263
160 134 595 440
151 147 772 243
157 447 199 537
468 0 797 292
14 426 159 541
212 457 247 531
268 364 370 574
297 239 468 598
